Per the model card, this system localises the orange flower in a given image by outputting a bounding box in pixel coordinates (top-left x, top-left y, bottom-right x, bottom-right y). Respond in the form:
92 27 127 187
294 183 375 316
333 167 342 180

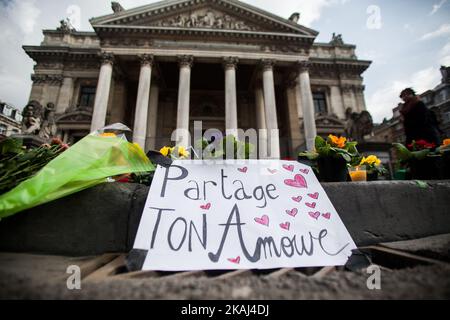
443 138 450 147
99 132 117 138
328 134 347 148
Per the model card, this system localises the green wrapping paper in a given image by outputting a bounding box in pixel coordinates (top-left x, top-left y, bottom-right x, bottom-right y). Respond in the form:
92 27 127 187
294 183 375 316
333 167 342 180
0 134 154 218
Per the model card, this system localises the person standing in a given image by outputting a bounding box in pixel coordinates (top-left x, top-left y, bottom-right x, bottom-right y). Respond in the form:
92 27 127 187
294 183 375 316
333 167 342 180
399 88 441 146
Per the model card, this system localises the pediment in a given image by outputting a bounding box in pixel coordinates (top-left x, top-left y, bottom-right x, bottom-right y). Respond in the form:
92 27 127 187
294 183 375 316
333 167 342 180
90 0 318 36
315 114 346 127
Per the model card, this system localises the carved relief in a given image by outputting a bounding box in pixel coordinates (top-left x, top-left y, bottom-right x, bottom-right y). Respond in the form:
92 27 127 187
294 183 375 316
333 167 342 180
150 9 259 31
31 74 63 85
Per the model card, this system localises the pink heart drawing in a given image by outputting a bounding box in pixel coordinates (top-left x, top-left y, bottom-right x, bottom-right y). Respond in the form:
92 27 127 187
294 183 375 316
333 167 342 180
285 208 298 217
228 256 240 264
322 212 331 220
299 168 310 174
283 164 294 172
254 215 269 226
309 211 320 220
280 222 291 230
308 192 319 200
284 174 308 189
200 203 211 210
238 167 248 173
267 168 277 174
305 202 316 209
292 196 302 203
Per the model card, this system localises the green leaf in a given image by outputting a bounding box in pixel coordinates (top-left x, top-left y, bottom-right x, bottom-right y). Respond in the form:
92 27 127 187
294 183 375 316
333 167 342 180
392 143 413 161
315 136 326 149
415 180 429 188
298 152 319 160
411 149 429 160
341 153 351 162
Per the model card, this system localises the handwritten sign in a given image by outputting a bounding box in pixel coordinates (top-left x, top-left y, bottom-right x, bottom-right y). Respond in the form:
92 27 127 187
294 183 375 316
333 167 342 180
133 160 356 271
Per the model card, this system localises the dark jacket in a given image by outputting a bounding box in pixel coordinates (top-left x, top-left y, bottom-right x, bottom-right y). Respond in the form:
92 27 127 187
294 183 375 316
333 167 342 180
402 100 441 145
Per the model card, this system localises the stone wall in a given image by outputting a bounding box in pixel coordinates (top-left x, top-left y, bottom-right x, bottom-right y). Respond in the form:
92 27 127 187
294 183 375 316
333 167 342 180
0 181 449 256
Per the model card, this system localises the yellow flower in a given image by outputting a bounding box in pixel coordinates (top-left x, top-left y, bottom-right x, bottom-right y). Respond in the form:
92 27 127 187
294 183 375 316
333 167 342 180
175 146 190 159
360 155 381 167
328 134 347 148
99 132 117 138
443 138 450 147
160 146 172 157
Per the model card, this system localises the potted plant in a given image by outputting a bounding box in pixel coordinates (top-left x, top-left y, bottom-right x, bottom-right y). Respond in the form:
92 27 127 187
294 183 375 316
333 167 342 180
299 135 359 182
393 140 439 180
436 138 450 179
359 155 387 181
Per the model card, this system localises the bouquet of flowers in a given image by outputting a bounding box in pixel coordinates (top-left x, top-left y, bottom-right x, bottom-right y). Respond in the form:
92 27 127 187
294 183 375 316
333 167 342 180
0 138 69 195
0 124 154 219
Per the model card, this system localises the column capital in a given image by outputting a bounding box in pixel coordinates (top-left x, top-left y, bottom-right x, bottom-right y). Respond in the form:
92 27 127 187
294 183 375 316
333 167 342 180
223 57 239 70
178 55 194 68
99 52 114 65
260 59 276 71
138 54 154 67
296 60 311 73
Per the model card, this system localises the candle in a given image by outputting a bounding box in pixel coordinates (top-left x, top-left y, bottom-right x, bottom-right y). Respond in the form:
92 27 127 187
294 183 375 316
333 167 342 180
349 166 367 182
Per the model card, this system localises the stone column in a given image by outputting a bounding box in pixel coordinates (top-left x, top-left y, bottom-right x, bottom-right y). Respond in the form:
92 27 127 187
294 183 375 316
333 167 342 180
285 79 303 156
223 57 239 137
146 79 160 151
297 61 317 151
330 85 345 118
254 86 267 158
133 54 154 148
91 53 114 132
56 77 74 114
261 59 280 159
176 55 193 148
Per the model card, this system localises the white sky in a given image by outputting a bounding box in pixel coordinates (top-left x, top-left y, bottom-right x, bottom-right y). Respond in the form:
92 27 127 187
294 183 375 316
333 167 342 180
0 0 449 122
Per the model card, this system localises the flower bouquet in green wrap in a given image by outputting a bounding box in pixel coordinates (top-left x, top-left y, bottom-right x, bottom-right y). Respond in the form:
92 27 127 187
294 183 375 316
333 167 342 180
0 124 155 219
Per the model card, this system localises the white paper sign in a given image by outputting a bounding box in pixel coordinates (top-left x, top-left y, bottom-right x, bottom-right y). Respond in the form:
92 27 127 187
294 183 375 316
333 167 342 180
133 160 356 271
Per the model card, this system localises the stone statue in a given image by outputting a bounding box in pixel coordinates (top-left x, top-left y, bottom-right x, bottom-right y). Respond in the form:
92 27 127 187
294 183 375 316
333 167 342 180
21 101 43 135
57 19 75 33
111 2 124 13
345 108 373 142
289 12 300 23
39 103 58 140
330 33 344 46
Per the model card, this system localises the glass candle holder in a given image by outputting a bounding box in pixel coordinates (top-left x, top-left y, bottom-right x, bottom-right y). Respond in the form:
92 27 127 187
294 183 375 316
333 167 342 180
349 165 367 182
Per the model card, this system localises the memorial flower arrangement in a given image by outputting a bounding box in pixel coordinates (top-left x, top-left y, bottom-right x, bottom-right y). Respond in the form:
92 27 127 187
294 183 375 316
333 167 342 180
0 137 69 195
299 135 360 182
299 135 359 163
195 135 255 159
393 138 450 180
359 155 387 180
159 145 190 159
0 124 155 219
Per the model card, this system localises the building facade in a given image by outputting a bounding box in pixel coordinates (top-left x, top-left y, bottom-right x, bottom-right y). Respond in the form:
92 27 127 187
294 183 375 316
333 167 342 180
0 101 22 140
23 0 371 157
421 66 450 139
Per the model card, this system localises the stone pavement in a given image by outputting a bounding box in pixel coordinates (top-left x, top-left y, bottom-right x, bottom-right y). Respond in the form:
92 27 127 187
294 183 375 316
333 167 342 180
0 234 449 300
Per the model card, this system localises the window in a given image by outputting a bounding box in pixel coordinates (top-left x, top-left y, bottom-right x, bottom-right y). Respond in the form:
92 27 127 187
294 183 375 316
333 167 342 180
0 104 4 114
313 92 327 114
79 86 96 108
0 124 7 135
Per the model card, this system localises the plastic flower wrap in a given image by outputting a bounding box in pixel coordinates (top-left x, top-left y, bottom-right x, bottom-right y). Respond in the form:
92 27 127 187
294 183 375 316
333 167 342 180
0 123 154 219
